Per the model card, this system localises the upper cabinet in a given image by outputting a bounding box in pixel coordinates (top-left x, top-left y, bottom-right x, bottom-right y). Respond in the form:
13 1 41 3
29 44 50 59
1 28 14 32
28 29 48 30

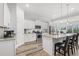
0 3 4 26
4 3 11 27
0 3 10 27
24 20 35 29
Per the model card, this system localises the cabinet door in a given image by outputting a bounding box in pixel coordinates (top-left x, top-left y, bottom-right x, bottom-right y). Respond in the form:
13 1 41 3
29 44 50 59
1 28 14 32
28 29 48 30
9 40 15 56
4 3 10 27
24 34 30 42
24 34 36 42
0 41 10 56
0 3 4 26
0 40 15 56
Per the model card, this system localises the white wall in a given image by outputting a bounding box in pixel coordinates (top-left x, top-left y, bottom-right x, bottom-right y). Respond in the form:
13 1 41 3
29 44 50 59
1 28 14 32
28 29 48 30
16 6 24 47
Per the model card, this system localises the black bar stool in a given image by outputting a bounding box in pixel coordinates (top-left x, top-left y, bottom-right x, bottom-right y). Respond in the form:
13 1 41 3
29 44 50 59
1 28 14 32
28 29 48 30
74 33 79 51
63 34 76 55
63 33 79 55
54 36 71 56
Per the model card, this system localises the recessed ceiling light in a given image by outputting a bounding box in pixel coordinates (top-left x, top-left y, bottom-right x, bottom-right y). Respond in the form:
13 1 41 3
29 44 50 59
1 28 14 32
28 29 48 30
25 4 29 8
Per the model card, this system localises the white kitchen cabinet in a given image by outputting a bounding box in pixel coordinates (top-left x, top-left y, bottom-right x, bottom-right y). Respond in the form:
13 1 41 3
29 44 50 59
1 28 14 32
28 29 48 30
0 3 4 26
24 33 36 42
4 3 11 27
0 39 15 56
0 3 10 27
24 20 35 29
0 3 4 38
42 36 53 55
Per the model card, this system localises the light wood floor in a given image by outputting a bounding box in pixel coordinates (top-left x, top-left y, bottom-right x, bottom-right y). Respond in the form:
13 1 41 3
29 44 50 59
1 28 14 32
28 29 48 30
16 40 79 56
16 40 49 56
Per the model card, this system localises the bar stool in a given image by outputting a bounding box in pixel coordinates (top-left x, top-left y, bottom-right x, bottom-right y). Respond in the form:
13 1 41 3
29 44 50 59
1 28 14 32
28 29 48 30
63 34 76 55
54 36 71 56
74 33 79 51
67 33 79 54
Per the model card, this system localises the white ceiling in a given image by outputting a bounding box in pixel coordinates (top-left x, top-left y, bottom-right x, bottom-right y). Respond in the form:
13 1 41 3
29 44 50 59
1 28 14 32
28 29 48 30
18 3 79 22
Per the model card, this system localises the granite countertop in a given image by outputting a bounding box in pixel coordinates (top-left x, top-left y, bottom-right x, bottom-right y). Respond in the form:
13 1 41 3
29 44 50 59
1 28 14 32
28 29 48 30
24 33 36 34
42 33 65 39
42 33 75 39
42 33 53 38
0 37 15 42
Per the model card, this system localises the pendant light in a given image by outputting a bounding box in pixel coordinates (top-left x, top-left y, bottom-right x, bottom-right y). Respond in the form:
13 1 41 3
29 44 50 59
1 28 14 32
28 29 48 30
66 4 70 32
61 3 62 20
66 4 69 24
59 3 62 34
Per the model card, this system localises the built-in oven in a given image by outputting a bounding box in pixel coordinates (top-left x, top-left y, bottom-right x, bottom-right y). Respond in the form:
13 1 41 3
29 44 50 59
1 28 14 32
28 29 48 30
36 31 42 38
34 25 42 43
4 30 14 38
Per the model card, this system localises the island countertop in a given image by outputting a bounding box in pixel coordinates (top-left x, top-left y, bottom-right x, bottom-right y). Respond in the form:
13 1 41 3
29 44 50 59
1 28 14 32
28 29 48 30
0 37 15 42
42 33 76 39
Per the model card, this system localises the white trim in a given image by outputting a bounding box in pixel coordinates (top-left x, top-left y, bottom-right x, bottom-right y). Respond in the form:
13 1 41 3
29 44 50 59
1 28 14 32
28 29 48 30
43 49 54 56
16 42 24 48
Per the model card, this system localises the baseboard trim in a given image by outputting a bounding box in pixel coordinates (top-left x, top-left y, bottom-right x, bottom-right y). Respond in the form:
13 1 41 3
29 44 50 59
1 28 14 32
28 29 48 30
43 49 54 56
16 42 24 48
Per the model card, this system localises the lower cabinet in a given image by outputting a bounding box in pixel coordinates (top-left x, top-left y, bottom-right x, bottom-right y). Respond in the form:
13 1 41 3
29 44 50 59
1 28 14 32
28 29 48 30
0 39 15 56
24 33 36 42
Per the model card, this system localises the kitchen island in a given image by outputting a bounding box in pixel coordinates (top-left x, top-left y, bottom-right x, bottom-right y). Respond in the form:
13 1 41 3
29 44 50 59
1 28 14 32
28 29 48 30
42 33 75 55
0 37 15 56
